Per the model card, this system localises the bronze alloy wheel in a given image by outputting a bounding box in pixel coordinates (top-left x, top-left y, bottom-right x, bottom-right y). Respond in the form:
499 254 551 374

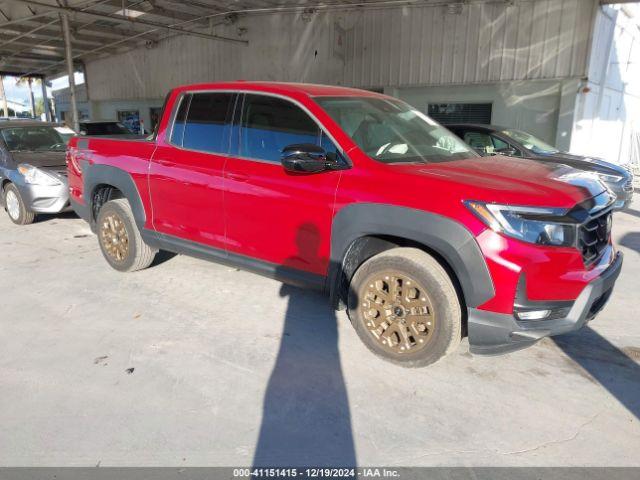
358 270 436 355
100 211 130 263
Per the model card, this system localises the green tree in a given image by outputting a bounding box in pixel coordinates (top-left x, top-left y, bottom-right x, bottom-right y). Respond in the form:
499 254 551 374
35 97 45 117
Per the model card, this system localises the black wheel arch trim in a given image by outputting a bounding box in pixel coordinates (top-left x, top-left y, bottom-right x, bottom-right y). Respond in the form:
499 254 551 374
81 161 147 232
328 203 495 309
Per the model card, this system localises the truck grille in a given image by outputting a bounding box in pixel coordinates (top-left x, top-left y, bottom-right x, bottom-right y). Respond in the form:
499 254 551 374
623 177 633 192
579 211 612 266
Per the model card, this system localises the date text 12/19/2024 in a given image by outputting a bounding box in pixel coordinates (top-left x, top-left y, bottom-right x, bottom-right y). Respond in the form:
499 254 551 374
233 468 400 478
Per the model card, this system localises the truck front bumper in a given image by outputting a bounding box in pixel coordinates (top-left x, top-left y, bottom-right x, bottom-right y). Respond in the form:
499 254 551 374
468 251 623 355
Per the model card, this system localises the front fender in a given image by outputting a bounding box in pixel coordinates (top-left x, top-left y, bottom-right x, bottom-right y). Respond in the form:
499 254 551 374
328 203 495 309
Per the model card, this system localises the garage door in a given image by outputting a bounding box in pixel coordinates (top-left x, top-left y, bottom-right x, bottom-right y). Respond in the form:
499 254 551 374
427 103 492 125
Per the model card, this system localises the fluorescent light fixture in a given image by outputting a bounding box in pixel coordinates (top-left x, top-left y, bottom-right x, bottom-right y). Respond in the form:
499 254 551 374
113 9 145 18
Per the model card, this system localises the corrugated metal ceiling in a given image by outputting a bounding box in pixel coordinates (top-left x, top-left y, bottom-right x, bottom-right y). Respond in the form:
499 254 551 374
0 0 473 77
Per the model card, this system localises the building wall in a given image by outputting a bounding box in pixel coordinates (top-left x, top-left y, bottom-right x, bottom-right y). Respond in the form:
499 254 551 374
90 99 164 134
52 83 92 122
343 0 595 88
390 79 573 147
52 83 163 132
570 4 640 166
84 0 598 101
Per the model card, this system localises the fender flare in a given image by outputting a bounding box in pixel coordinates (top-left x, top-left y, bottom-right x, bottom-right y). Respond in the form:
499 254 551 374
82 162 147 231
328 203 495 309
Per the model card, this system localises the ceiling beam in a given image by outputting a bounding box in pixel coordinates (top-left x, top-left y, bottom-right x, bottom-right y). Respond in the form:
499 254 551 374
0 17 58 49
1 68 48 76
0 34 131 54
0 21 141 48
0 40 132 58
163 0 228 12
101 0 210 24
6 0 247 44
0 56 63 67
0 0 109 28
0 0 146 72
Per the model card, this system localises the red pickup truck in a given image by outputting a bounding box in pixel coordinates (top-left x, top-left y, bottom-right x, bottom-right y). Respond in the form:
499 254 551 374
67 82 622 367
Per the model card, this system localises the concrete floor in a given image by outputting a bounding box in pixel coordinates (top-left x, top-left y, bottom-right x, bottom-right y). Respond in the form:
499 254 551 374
0 197 639 467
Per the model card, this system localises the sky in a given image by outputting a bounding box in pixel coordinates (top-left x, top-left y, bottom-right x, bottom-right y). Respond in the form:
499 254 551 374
0 72 85 106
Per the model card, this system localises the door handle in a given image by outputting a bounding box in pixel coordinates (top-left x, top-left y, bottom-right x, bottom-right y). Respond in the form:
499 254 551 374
227 172 249 182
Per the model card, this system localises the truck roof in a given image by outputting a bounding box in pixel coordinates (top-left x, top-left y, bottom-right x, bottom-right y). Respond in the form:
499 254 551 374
174 81 387 98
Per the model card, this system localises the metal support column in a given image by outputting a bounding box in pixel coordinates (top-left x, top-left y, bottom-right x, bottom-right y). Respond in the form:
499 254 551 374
40 76 51 121
60 11 79 131
0 75 8 117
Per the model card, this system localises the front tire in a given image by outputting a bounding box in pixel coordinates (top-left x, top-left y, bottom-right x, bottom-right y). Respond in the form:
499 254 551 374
347 248 462 368
97 198 157 272
3 183 35 225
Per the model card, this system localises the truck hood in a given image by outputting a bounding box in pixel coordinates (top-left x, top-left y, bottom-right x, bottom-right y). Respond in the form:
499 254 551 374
11 150 67 169
390 156 607 208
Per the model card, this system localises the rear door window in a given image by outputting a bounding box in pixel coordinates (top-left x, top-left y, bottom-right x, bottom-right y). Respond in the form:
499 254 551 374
182 92 235 154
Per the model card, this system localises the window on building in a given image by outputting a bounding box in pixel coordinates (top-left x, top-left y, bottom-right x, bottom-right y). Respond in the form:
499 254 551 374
117 110 141 134
182 93 234 154
427 103 492 125
239 94 320 162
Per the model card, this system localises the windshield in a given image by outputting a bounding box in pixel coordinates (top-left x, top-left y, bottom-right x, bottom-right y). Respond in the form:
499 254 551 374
81 122 132 136
501 129 559 155
0 126 68 152
315 97 477 164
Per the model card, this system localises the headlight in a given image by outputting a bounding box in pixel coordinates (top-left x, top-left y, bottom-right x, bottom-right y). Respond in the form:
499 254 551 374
597 173 623 183
465 201 576 247
17 164 62 186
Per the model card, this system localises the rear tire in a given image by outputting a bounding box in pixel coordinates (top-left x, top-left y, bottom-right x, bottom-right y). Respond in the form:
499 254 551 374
347 247 462 368
3 183 35 225
97 198 157 272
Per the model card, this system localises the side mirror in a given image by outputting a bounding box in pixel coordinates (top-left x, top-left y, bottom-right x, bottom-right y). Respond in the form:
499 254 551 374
281 143 329 173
